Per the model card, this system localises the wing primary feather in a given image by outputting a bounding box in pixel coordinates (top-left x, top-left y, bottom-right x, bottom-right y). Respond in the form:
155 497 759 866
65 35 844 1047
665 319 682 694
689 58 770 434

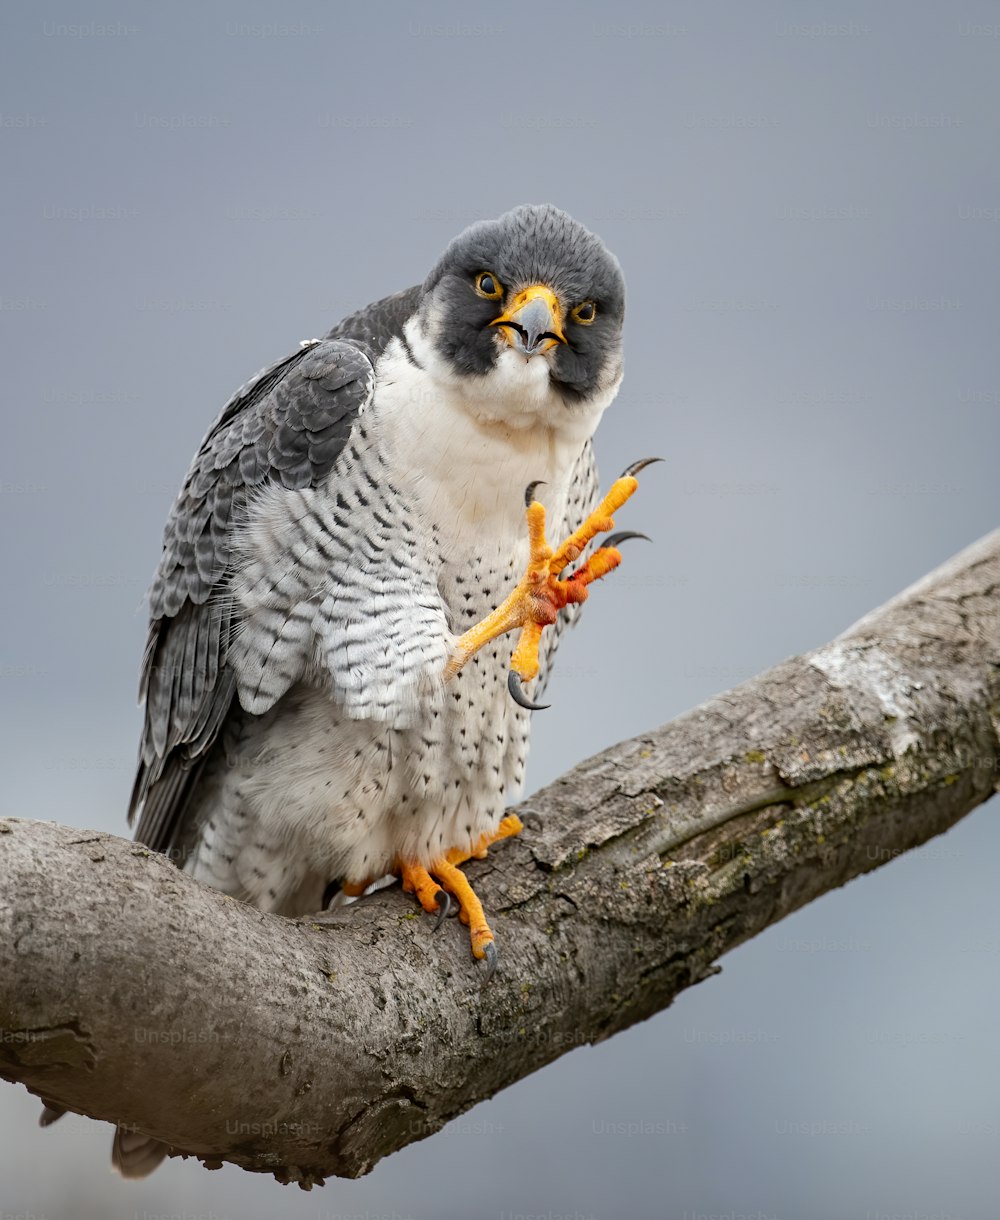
129 333 384 855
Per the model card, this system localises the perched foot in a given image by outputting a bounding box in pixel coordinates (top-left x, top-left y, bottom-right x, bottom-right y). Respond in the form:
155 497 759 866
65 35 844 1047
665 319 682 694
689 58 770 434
398 860 454 930
444 459 659 708
397 814 523 981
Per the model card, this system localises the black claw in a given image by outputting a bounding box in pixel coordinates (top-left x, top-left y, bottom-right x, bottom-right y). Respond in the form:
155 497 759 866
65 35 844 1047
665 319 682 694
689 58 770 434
481 941 499 984
524 479 546 506
621 457 664 478
432 889 453 930
508 670 551 711
603 530 651 549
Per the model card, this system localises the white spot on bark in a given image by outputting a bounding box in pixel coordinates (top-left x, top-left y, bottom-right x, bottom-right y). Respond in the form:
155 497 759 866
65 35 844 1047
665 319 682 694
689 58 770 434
808 641 922 754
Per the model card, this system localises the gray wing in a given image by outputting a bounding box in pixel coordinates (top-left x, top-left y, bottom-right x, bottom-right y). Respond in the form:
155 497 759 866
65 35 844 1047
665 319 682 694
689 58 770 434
130 337 376 854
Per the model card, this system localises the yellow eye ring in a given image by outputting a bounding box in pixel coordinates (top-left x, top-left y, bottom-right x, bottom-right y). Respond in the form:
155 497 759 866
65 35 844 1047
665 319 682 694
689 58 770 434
475 272 503 300
571 300 597 324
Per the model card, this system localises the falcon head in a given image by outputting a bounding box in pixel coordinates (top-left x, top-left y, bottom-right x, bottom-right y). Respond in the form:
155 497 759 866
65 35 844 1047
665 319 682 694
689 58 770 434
418 204 625 426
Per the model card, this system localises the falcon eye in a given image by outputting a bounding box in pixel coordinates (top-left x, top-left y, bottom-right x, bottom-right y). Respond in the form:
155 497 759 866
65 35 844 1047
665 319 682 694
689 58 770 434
475 272 503 300
571 300 597 324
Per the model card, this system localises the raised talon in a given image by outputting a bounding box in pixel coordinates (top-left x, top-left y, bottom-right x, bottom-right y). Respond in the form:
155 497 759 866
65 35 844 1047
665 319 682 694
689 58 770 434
508 669 550 711
524 479 546 506
603 530 651 548
445 457 658 706
622 456 663 478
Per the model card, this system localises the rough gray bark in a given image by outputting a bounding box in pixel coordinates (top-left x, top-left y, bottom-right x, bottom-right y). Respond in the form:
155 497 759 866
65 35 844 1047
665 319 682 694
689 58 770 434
2 530 998 1187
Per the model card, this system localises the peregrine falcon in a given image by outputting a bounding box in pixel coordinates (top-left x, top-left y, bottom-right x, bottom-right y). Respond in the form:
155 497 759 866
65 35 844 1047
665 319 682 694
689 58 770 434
102 204 651 1173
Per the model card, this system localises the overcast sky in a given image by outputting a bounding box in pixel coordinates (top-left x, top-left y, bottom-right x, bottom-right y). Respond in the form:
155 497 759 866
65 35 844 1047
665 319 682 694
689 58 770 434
2 1 999 1217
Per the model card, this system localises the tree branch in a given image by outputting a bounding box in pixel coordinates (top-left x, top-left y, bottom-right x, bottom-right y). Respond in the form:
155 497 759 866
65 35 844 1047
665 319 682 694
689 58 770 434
2 531 998 1186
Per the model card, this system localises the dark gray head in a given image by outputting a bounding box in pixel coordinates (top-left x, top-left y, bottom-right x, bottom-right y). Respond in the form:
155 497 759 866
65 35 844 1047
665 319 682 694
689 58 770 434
420 204 625 408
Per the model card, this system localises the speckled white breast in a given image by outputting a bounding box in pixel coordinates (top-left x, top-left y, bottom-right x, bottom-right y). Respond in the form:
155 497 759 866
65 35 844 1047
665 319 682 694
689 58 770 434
183 319 607 915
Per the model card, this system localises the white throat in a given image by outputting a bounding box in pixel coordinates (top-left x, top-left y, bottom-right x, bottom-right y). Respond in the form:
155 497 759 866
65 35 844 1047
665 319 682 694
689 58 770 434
367 315 618 557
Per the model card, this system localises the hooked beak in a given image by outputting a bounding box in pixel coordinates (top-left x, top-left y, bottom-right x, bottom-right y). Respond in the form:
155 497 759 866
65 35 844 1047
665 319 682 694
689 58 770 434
490 284 566 357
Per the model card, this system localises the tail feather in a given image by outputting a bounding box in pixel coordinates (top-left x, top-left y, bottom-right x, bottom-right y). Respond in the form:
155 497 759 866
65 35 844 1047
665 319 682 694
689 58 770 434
40 1102 170 1178
112 1129 170 1178
38 1099 66 1127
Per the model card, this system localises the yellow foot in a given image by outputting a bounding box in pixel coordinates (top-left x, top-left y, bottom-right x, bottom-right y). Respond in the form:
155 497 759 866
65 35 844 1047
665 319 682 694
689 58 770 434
445 813 523 864
444 459 659 709
396 814 523 981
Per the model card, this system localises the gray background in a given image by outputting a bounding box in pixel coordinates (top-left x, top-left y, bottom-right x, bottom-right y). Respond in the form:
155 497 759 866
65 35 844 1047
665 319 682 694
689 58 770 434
2 1 998 1217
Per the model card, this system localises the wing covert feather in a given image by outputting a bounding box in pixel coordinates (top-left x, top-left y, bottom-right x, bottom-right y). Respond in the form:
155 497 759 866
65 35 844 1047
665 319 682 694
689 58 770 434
131 339 375 852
